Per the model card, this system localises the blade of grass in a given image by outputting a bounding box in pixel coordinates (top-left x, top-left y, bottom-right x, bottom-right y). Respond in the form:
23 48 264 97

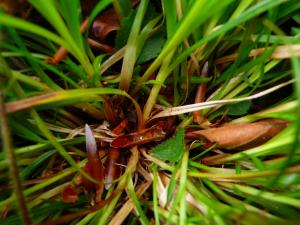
59 0 83 50
132 0 234 95
119 0 149 91
151 164 160 225
127 178 151 225
219 182 300 208
6 27 61 90
0 13 69 51
150 79 294 120
5 87 143 130
188 165 300 180
172 0 287 72
0 159 87 208
29 0 94 77
99 147 139 225
112 0 132 18
30 110 101 184
0 92 31 225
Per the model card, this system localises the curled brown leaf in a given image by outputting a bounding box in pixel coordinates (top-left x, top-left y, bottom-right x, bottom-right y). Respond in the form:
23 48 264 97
91 7 120 41
187 119 289 150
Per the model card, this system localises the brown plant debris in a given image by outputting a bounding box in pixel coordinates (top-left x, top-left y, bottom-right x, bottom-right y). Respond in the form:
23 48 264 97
186 119 289 150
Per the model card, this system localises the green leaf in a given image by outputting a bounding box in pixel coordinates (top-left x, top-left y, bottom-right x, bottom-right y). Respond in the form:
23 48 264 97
150 127 185 163
115 2 159 49
291 27 300 36
137 28 165 64
59 0 83 51
112 0 132 18
143 79 166 88
227 100 251 116
20 150 55 179
293 15 300 24
115 11 135 49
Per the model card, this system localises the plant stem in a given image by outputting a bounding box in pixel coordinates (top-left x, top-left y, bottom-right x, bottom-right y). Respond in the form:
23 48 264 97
142 51 174 121
0 92 31 225
119 0 149 92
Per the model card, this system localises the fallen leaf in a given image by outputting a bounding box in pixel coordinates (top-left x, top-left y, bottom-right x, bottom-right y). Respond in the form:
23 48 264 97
91 7 120 41
187 119 289 150
0 0 28 16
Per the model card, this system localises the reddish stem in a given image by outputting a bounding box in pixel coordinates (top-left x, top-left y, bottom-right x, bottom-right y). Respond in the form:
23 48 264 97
112 118 129 135
88 38 115 53
111 122 166 148
105 148 120 189
48 17 90 64
193 62 209 125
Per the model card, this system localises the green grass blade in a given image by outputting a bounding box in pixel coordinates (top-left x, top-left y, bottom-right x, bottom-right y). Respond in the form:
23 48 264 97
119 0 149 91
0 13 69 50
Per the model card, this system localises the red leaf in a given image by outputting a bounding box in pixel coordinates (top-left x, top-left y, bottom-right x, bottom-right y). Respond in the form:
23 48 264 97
111 135 131 148
62 184 78 203
112 118 129 135
105 148 120 189
111 123 166 148
81 163 95 191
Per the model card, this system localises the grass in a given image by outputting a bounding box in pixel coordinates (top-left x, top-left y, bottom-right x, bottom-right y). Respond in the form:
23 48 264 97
0 0 300 224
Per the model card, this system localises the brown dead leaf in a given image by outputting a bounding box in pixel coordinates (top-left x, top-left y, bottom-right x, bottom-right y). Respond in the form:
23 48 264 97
0 0 28 16
187 119 289 150
90 7 120 41
90 0 139 41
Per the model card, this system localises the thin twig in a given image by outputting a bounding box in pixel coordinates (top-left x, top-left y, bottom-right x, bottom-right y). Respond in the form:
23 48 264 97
0 92 31 225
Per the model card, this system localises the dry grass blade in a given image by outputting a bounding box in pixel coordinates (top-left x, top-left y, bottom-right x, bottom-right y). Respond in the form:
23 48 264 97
108 181 152 225
216 44 300 64
100 47 126 74
150 79 294 120
0 93 31 225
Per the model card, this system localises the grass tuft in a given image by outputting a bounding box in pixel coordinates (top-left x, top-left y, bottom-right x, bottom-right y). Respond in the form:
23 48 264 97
0 1 300 224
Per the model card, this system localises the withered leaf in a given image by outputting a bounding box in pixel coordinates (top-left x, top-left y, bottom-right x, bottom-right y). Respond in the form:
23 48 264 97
91 7 120 41
189 119 289 150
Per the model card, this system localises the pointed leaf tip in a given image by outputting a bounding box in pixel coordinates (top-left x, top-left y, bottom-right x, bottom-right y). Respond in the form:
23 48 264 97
85 124 97 156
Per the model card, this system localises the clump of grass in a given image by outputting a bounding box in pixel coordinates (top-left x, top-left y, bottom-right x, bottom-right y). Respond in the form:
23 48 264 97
1 0 300 224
